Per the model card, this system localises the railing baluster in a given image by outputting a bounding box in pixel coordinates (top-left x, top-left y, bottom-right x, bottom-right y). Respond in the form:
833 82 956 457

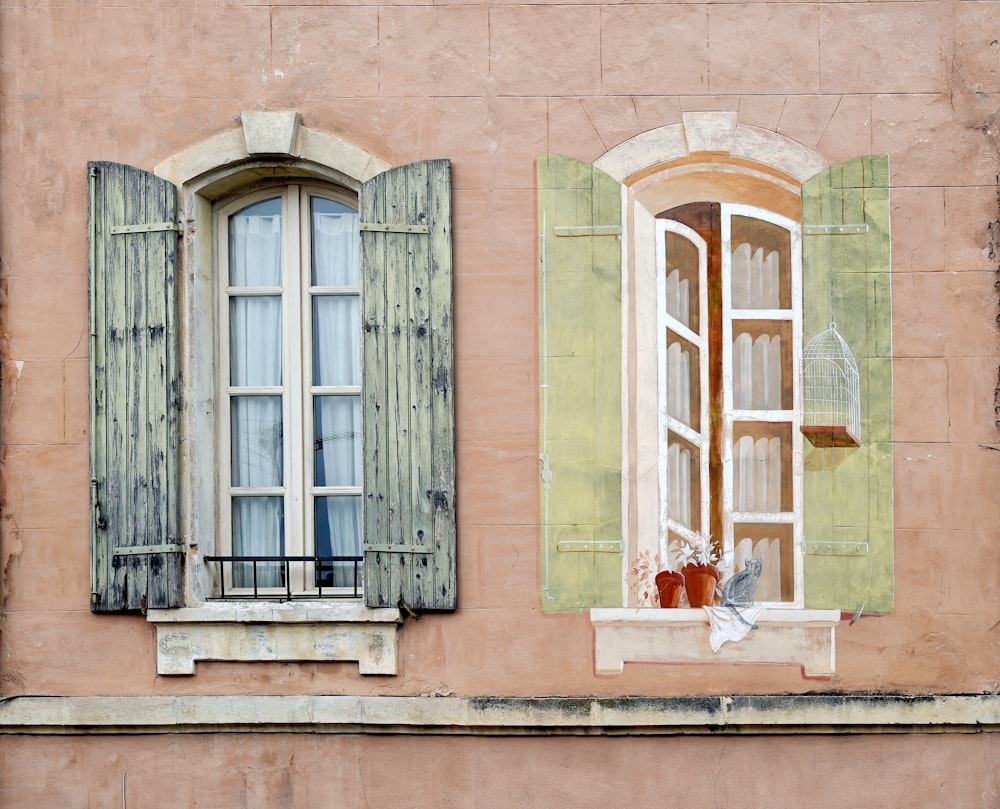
203 555 364 601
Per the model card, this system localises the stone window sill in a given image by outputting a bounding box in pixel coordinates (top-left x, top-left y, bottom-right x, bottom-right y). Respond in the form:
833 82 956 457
590 608 841 678
146 602 402 676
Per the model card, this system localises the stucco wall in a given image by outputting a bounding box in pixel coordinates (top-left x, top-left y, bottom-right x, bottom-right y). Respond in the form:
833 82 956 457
0 0 998 714
3 732 999 808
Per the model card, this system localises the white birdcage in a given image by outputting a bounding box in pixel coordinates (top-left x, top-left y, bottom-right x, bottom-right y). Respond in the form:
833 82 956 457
800 323 861 447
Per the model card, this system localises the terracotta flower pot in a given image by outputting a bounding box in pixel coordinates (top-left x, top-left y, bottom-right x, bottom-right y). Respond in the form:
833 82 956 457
654 570 685 608
682 563 720 607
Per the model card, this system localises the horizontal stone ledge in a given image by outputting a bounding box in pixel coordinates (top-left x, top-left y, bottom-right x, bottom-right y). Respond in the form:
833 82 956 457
0 695 998 736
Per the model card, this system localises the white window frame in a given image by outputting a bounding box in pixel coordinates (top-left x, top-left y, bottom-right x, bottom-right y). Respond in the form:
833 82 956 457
654 220 710 559
215 182 363 596
720 204 803 608
144 113 403 678
632 203 804 607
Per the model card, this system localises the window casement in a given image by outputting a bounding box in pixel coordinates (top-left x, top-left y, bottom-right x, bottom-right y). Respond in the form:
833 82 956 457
88 156 457 615
645 204 803 606
537 148 892 625
217 185 363 595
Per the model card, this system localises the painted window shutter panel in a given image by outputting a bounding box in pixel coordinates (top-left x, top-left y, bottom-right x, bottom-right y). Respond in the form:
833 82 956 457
360 159 456 611
801 156 893 614
88 161 183 613
537 154 623 613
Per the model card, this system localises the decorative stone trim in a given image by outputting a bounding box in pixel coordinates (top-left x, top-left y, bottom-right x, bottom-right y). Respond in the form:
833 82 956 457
154 111 390 189
593 112 828 184
241 111 300 156
1 695 997 736
146 604 402 676
590 608 841 678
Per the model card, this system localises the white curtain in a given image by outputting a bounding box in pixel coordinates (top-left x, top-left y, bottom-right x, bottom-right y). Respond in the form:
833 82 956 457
312 209 362 587
229 209 284 586
667 444 692 530
733 332 782 410
666 342 691 426
664 268 690 328
731 243 779 310
733 435 781 513
313 211 359 286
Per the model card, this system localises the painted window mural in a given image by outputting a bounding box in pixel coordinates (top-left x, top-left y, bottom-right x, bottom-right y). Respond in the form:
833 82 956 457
537 116 892 672
644 203 803 606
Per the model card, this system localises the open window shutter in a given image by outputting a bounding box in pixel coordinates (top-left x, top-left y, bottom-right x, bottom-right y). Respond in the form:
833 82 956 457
360 159 456 611
537 155 623 613
88 161 183 613
801 155 893 614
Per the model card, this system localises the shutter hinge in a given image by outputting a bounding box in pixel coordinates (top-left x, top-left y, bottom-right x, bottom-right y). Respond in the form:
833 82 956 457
556 540 623 554
359 222 430 234
365 544 430 554
553 225 621 237
803 540 868 556
113 543 185 556
803 224 869 236
110 222 183 235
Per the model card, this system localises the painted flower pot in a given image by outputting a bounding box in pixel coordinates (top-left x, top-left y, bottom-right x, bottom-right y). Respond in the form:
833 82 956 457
654 570 685 608
682 564 720 607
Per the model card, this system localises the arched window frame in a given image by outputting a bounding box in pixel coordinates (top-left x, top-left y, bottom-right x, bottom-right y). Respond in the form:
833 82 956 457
156 113 388 604
215 181 364 596
538 113 892 676
89 113 456 676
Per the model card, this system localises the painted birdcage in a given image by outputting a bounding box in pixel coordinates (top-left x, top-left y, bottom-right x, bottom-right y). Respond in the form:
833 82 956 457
800 323 861 447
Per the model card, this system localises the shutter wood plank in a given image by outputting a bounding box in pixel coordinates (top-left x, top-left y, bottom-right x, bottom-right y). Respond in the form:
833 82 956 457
89 161 183 613
361 159 456 611
537 154 623 613
802 155 893 614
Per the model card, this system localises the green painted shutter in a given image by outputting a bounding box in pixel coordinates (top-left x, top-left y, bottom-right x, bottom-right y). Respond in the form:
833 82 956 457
537 154 623 613
88 161 183 613
802 156 893 614
360 159 456 611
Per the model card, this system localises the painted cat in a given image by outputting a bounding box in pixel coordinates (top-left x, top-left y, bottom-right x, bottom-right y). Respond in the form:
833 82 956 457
720 557 762 629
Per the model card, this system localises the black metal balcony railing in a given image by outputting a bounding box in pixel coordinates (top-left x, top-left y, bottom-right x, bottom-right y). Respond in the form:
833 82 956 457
204 555 363 601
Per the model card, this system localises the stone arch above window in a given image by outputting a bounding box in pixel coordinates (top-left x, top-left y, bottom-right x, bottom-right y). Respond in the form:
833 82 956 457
154 111 390 193
593 111 827 186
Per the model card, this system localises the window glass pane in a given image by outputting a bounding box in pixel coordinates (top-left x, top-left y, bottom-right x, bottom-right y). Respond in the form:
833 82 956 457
230 296 282 386
314 495 362 588
312 197 359 287
312 296 360 386
665 437 700 534
313 395 361 487
229 198 281 287
663 231 699 333
232 496 285 587
665 335 700 431
231 396 283 487
730 216 791 310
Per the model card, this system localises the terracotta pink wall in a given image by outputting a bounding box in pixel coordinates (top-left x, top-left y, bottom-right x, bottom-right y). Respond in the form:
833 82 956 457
3 733 999 808
1 1 999 700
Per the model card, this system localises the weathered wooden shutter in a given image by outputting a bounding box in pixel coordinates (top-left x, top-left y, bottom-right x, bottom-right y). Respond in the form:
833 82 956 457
802 155 893 614
537 154 623 613
360 159 456 611
88 161 183 613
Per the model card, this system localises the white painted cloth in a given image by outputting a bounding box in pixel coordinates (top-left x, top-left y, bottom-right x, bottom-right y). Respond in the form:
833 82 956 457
703 606 765 653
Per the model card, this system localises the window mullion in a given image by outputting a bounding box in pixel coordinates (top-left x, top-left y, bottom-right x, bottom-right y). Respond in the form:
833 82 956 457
720 209 736 575
285 186 305 581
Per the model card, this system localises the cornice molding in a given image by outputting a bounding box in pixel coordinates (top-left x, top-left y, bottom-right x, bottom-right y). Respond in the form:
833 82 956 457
1 695 997 736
